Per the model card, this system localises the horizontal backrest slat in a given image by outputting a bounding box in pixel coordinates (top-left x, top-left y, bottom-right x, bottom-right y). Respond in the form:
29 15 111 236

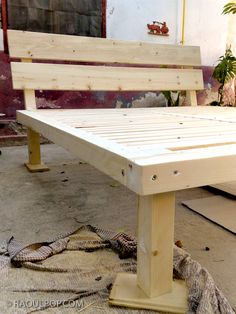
8 30 201 67
11 62 204 91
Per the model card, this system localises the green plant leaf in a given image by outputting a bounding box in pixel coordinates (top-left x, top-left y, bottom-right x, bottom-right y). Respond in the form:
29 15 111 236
222 2 236 14
213 48 236 104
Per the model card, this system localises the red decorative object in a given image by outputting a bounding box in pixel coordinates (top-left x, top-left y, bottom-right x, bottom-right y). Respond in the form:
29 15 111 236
147 21 169 36
147 23 161 35
161 22 169 35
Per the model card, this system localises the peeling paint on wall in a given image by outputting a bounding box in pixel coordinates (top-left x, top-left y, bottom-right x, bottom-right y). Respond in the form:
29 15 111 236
0 52 24 117
0 52 234 120
131 92 167 108
36 97 61 109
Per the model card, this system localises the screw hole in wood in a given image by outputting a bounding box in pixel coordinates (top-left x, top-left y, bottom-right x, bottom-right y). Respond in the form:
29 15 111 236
152 174 157 181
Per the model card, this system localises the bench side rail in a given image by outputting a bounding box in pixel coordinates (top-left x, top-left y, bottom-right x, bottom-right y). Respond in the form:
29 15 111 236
8 30 201 67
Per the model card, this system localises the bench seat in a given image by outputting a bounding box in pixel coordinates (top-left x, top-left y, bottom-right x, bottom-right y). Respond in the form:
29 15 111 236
9 30 236 313
17 106 236 195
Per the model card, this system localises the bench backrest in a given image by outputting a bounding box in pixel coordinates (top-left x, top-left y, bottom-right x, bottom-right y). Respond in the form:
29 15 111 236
8 30 203 110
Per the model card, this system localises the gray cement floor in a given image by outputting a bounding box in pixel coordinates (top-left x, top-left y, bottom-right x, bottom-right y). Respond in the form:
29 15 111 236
0 144 235 309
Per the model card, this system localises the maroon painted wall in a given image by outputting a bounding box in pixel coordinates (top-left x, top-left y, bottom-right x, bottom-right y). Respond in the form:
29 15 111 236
0 49 222 119
0 51 150 118
0 51 24 117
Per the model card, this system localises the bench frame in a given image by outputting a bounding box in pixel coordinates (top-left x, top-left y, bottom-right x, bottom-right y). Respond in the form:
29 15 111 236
8 30 210 313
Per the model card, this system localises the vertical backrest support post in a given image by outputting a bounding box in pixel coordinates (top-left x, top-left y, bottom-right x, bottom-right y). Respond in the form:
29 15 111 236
186 90 198 106
185 66 198 106
21 58 37 110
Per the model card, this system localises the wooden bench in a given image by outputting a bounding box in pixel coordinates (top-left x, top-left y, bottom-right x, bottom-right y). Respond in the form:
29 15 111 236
8 30 236 313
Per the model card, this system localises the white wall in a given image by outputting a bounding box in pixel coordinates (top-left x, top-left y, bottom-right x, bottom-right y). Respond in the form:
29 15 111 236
184 0 228 66
107 0 231 66
0 29 3 51
227 13 236 56
107 0 180 45
0 0 3 51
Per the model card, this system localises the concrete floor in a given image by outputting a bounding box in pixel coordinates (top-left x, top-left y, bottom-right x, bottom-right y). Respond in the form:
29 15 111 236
0 144 235 309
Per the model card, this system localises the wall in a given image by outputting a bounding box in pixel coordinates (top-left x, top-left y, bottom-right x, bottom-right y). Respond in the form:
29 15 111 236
107 0 230 66
0 0 3 51
184 0 228 66
0 0 105 119
0 0 235 122
228 11 236 55
107 0 179 45
0 50 147 118
0 30 3 51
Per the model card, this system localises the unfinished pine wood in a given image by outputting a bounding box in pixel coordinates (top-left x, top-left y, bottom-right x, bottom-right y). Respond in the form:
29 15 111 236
23 89 37 110
9 31 236 313
137 192 175 297
16 107 236 194
182 196 236 234
100 125 236 141
16 111 134 187
186 90 198 106
8 30 201 66
19 107 236 124
21 59 48 172
11 62 204 92
185 66 198 106
20 58 37 110
109 273 188 313
138 147 236 195
25 128 49 172
154 106 236 122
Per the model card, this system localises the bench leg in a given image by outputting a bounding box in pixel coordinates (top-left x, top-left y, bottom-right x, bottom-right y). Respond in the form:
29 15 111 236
25 128 49 172
109 192 188 313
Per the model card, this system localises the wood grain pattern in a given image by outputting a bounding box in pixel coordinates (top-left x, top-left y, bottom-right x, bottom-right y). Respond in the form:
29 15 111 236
11 62 204 91
16 107 236 195
25 128 49 172
109 273 188 313
8 30 201 66
137 192 175 297
20 58 37 110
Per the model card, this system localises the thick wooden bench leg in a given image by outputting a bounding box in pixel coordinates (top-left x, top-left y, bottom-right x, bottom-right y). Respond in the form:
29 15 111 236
25 128 49 172
109 192 188 313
